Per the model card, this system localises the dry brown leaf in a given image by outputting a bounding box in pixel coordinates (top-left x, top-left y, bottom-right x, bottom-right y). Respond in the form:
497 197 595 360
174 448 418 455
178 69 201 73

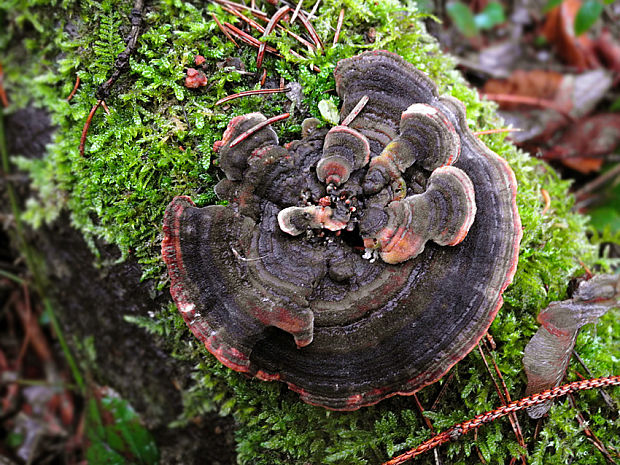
542 0 600 70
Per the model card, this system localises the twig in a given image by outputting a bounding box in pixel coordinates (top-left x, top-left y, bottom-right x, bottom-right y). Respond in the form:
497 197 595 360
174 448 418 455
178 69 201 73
66 74 81 102
212 12 240 47
258 6 291 69
308 0 321 19
573 163 620 203
215 87 290 106
79 100 103 157
482 93 575 123
96 0 145 100
383 376 620 465
100 100 110 115
333 8 345 46
229 112 290 148
278 24 316 50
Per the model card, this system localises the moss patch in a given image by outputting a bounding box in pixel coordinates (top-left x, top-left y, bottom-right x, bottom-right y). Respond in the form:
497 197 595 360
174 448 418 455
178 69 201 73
2 0 617 463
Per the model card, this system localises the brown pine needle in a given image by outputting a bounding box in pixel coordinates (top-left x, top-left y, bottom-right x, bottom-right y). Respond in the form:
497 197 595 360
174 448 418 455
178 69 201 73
258 6 291 69
66 75 81 102
101 100 110 115
290 0 304 23
79 100 103 157
224 22 280 55
216 87 290 106
541 188 551 215
333 8 345 46
0 63 8 107
221 5 266 33
211 0 267 19
308 0 321 19
384 376 620 465
341 95 369 126
212 12 239 47
230 112 290 148
478 342 527 465
474 127 522 136
297 11 323 49
277 24 315 50
260 68 268 87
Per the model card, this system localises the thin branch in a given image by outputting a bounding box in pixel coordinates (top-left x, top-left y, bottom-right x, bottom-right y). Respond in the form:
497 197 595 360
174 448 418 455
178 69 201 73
296 11 323 49
482 93 575 123
572 351 616 409
96 0 145 100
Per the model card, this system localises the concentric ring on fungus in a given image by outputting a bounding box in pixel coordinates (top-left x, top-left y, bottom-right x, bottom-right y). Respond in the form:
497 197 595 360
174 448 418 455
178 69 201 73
162 51 522 410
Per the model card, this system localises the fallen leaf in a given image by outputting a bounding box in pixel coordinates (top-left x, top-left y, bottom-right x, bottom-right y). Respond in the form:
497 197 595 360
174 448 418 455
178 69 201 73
543 113 620 173
523 274 619 418
542 0 600 70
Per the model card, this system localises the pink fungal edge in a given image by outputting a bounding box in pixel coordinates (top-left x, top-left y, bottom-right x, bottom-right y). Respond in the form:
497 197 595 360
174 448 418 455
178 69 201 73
162 196 251 373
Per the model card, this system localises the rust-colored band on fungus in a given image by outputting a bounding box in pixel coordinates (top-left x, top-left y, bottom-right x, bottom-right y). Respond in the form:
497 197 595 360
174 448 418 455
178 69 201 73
162 51 522 410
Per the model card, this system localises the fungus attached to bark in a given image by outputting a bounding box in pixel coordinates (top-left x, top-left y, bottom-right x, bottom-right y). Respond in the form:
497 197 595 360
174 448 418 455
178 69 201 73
162 51 522 410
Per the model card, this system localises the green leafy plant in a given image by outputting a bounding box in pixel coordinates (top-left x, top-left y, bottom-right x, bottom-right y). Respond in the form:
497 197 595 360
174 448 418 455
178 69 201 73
446 1 506 38
544 0 613 35
85 391 160 464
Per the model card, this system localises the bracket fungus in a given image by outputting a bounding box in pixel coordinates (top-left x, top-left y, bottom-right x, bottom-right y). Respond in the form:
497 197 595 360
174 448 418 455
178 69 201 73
162 51 522 410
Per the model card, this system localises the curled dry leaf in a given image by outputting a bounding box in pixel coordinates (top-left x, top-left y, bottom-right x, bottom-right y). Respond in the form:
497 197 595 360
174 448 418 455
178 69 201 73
162 51 521 410
523 274 620 418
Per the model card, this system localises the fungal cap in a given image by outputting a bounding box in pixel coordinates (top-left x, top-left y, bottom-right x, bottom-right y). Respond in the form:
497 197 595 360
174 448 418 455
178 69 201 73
400 103 461 170
278 206 349 236
214 112 279 181
374 166 476 264
317 125 370 185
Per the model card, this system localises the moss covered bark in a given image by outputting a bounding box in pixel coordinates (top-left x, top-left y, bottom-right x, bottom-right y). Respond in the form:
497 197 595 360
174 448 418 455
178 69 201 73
1 0 618 463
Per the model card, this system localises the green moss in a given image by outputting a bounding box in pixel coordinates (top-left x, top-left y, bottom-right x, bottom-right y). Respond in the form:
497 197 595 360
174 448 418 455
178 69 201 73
2 0 617 463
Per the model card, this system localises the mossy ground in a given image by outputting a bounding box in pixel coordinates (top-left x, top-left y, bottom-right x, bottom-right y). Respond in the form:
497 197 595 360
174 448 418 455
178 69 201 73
1 0 618 463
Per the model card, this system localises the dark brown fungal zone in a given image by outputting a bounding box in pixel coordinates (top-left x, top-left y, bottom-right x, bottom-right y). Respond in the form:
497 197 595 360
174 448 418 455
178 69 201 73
162 51 522 410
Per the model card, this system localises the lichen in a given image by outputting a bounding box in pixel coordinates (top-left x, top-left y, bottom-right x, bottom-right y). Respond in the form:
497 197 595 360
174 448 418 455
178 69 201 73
1 0 617 463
